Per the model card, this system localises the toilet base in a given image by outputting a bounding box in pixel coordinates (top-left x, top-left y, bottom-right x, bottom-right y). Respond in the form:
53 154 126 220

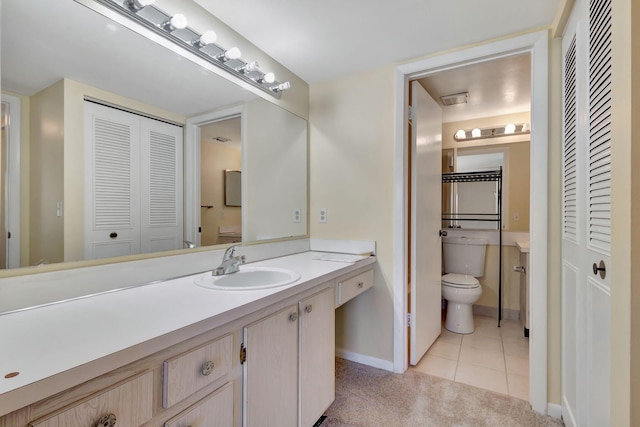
444 302 475 334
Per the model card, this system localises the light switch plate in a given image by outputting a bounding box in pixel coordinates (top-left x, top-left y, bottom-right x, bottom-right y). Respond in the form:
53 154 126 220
294 208 301 223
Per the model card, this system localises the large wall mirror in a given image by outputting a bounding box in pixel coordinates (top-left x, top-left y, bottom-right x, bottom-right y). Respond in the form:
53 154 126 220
0 0 308 274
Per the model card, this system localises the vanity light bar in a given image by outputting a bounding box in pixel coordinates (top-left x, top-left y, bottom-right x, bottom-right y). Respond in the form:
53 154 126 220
453 123 530 141
93 0 290 98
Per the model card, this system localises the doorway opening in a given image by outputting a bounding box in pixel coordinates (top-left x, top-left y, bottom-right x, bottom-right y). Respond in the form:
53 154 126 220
394 31 549 413
199 116 242 246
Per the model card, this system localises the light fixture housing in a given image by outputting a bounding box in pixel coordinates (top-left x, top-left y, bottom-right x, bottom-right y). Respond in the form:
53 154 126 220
91 0 289 98
454 123 531 141
125 0 155 12
440 92 469 106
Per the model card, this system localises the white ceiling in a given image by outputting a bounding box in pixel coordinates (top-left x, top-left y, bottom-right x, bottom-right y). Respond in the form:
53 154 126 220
194 0 561 84
418 54 532 123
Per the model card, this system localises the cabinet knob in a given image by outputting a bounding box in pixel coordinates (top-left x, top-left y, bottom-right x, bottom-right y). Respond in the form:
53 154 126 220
289 312 298 322
109 232 117 239
95 413 116 427
201 360 215 376
305 304 313 313
357 281 364 288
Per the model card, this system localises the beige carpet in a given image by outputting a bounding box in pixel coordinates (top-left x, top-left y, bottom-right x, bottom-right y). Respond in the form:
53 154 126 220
322 358 564 427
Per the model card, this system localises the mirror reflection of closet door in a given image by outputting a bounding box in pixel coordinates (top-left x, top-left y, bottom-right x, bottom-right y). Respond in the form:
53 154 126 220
84 102 183 260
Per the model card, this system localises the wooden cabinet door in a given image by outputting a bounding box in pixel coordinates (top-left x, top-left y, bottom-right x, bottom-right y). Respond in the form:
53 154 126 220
299 287 335 427
243 304 299 427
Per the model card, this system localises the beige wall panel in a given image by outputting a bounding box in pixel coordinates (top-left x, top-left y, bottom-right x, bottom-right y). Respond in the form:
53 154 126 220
310 65 395 363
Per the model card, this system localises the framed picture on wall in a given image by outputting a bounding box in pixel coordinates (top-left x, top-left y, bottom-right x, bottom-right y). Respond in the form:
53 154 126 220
224 169 241 207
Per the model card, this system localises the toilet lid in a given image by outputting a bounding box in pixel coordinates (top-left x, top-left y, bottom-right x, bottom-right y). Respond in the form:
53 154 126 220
442 273 480 288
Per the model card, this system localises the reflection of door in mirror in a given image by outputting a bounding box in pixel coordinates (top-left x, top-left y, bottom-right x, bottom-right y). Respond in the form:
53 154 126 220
84 102 184 260
200 117 242 246
456 150 505 229
0 95 21 269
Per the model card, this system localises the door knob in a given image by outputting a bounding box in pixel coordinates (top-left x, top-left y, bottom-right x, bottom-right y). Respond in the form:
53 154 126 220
592 260 606 279
439 230 448 237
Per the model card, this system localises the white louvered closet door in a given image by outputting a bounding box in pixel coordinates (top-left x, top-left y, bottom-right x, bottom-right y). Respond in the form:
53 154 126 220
85 102 184 260
561 0 612 425
84 103 141 259
140 119 183 254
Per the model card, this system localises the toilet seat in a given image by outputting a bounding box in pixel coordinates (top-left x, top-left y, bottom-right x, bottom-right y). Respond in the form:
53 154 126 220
441 273 480 289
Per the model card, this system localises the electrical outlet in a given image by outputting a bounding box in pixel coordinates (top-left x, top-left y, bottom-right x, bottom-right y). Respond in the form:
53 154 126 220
293 208 301 223
319 208 327 223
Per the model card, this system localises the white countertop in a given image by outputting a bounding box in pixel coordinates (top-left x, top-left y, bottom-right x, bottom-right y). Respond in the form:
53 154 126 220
0 251 375 416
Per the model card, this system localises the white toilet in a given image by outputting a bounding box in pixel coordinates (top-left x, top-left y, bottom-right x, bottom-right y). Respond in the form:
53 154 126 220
442 236 488 334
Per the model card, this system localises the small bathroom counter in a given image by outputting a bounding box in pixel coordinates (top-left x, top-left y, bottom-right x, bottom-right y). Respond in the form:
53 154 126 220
516 240 530 253
0 251 376 416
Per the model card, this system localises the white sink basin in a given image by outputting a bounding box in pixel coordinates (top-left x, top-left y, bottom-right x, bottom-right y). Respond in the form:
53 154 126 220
194 266 301 291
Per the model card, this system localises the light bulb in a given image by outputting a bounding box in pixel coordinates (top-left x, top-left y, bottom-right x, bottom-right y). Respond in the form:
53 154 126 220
455 129 466 140
522 122 530 132
471 128 481 138
237 61 260 73
262 72 275 84
169 14 187 29
198 30 217 45
162 14 187 32
504 123 516 134
271 81 291 92
223 47 241 60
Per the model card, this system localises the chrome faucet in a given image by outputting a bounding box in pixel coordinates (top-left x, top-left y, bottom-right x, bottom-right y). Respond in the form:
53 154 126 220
212 245 245 276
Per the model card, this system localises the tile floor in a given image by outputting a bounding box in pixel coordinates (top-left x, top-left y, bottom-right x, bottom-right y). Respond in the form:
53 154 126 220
410 314 530 400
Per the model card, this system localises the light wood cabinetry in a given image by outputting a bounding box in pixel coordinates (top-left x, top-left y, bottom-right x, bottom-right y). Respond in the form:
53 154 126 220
0 263 375 427
336 268 374 307
163 382 234 427
243 304 300 427
29 371 153 427
243 286 335 427
299 287 335 427
163 334 233 408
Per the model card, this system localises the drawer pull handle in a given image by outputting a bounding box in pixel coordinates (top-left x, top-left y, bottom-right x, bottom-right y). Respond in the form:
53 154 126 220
95 413 116 427
305 304 313 313
357 281 364 288
201 360 215 376
289 312 298 322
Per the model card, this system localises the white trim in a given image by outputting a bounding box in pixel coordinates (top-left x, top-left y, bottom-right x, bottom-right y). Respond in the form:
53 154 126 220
392 30 549 413
336 348 394 371
1 94 21 268
547 402 563 420
185 106 245 248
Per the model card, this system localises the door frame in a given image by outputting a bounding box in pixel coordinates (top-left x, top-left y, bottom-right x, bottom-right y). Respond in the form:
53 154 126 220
392 30 549 413
184 106 245 247
1 94 21 268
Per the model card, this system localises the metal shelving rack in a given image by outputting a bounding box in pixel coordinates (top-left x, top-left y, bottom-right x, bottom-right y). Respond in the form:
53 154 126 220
441 168 503 326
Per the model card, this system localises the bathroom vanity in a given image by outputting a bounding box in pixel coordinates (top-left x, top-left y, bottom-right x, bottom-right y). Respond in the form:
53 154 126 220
0 250 375 427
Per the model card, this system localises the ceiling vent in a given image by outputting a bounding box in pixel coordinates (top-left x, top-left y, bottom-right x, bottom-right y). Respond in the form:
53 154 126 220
213 136 231 143
440 92 469 106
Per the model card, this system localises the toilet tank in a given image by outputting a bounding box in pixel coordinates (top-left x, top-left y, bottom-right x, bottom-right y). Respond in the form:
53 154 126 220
442 236 488 277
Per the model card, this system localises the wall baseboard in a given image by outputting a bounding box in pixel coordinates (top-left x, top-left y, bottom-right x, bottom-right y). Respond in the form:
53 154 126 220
473 304 520 321
547 403 562 420
336 348 394 372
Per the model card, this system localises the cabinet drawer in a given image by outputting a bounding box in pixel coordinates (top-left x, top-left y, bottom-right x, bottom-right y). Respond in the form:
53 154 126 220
30 371 153 427
164 382 234 427
163 334 233 408
336 269 374 307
